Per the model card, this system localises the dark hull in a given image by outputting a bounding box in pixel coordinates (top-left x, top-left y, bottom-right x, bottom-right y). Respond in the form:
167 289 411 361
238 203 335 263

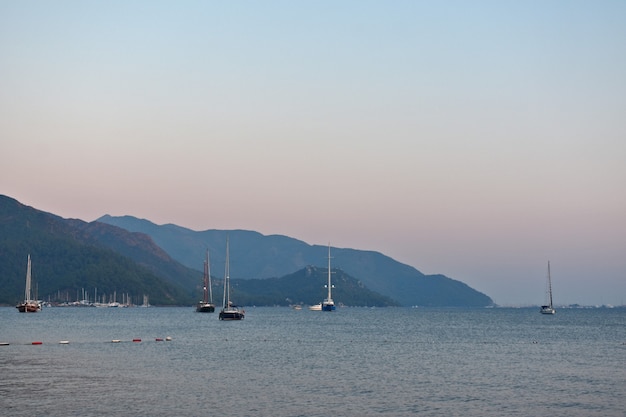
219 310 244 320
196 303 215 313
322 303 336 311
16 302 41 313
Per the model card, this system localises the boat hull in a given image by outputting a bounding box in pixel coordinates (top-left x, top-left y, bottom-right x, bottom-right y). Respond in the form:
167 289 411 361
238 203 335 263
219 309 244 320
321 303 336 311
16 302 41 313
196 303 215 313
540 306 555 314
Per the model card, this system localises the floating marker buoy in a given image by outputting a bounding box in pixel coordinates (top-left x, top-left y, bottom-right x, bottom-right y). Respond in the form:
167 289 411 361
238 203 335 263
0 342 9 346
59 340 69 344
111 339 121 343
165 336 172 341
132 338 141 342
32 341 42 345
155 338 164 341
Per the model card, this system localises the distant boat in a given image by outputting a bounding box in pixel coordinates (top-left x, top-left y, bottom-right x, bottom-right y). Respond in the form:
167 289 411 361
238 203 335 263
219 238 244 321
321 243 336 311
16 254 41 313
108 291 120 307
308 303 322 311
141 294 150 308
540 261 556 315
196 250 215 313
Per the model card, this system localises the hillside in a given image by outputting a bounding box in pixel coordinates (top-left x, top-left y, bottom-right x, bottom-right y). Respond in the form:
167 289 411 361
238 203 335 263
0 195 406 307
0 195 493 307
98 215 494 307
229 266 401 307
0 195 195 305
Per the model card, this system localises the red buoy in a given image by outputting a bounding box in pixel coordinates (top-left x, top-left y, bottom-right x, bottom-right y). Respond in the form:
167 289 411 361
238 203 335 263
155 338 164 341
32 341 42 345
132 338 141 342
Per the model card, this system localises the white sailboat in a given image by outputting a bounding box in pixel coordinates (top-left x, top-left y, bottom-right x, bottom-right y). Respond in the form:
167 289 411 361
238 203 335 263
108 290 120 307
141 294 150 307
196 249 215 313
540 261 556 315
219 238 244 320
321 243 336 311
16 254 41 313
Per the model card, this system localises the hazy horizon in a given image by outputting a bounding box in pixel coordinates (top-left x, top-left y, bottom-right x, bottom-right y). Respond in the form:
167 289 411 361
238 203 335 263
2 1 624 306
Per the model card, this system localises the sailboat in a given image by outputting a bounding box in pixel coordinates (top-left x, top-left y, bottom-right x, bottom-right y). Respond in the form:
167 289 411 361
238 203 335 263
540 261 556 315
218 238 244 321
321 243 336 311
16 254 41 313
196 250 215 313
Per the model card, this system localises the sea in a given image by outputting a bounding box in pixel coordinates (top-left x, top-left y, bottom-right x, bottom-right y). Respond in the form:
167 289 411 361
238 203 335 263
0 306 624 417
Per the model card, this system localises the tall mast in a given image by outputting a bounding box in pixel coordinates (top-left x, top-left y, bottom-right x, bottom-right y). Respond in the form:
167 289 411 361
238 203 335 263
207 250 213 304
222 237 230 308
327 243 332 300
203 250 209 303
547 261 553 308
25 254 32 302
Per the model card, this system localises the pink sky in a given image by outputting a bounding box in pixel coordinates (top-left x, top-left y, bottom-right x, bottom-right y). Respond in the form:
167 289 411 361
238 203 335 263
2 1 625 305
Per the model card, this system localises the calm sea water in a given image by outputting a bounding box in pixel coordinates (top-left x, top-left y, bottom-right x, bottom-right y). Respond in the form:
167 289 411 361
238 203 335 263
0 306 624 417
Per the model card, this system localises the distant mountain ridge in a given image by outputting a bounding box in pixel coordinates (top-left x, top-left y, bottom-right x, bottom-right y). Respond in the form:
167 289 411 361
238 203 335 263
0 194 493 307
0 195 407 307
98 215 494 307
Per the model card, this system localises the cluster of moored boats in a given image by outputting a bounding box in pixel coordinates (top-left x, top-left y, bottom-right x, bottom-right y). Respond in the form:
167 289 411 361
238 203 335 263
15 242 557 316
195 238 247 320
195 240 336 320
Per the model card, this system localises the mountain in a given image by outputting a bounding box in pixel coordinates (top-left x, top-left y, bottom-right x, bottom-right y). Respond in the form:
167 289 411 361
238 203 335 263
0 195 195 305
229 266 400 307
0 195 493 307
98 215 494 307
0 195 405 307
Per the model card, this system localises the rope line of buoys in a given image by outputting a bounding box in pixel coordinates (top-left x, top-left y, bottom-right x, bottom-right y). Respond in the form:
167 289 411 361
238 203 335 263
109 337 173 343
0 337 173 346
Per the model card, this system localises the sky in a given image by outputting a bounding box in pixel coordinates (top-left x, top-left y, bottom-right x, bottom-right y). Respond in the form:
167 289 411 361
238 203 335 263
1 1 625 306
